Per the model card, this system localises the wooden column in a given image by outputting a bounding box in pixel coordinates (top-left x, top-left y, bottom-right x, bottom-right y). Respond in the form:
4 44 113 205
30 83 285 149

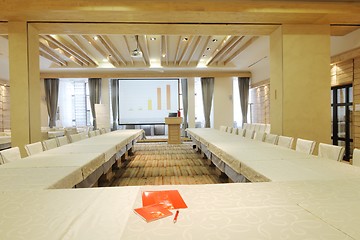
213 77 233 129
270 25 331 147
9 22 41 156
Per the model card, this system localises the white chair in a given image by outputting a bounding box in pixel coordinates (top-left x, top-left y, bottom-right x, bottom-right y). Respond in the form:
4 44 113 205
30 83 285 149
277 136 294 149
253 132 266 142
244 130 254 139
295 138 316 155
25 142 44 156
225 127 232 133
69 133 82 143
264 133 278 145
100 128 107 134
231 128 238 135
219 126 227 132
57 136 69 146
42 138 58 150
79 132 88 140
352 148 360 167
88 131 96 138
0 147 21 164
318 143 345 161
95 129 101 136
237 128 246 137
264 124 271 134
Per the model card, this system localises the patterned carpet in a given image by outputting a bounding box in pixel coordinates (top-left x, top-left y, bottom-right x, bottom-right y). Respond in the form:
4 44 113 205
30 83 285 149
110 142 226 186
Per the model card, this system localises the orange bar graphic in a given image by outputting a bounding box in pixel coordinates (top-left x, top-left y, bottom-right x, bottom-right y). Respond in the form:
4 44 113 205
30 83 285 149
157 88 161 110
166 85 171 110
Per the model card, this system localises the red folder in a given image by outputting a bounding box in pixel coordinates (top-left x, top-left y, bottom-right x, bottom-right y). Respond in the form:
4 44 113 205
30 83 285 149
142 190 188 210
134 204 173 222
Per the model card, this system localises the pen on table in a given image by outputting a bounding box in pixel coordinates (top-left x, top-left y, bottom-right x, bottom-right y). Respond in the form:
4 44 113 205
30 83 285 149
173 210 179 223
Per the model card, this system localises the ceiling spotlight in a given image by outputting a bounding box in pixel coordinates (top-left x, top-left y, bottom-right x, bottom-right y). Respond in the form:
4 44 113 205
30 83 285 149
150 37 156 41
212 39 218 42
162 54 166 58
202 54 206 57
93 36 99 41
183 37 188 41
206 47 211 51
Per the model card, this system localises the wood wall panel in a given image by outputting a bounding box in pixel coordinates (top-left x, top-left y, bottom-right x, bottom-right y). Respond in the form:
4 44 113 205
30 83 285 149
249 82 270 124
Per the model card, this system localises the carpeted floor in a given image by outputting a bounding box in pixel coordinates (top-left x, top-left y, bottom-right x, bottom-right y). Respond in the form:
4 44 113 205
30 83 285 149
110 142 227 186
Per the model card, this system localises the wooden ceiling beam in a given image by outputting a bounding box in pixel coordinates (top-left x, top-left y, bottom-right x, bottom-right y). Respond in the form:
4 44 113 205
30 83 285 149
82 35 118 67
136 35 149 66
39 43 67 66
224 36 259 65
187 36 201 66
98 35 126 65
42 35 89 66
39 50 65 66
178 36 194 66
215 36 245 64
66 35 98 66
122 35 134 65
197 36 212 66
207 36 245 66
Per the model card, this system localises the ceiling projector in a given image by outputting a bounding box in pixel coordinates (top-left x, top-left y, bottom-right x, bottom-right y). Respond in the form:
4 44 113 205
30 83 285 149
131 49 143 58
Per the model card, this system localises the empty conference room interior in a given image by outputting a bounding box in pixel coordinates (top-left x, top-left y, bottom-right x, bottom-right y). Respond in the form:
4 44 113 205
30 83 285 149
2 1 360 239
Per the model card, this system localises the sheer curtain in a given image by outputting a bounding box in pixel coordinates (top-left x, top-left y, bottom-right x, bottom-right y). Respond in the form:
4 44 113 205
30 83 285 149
201 77 214 128
181 78 188 134
238 77 250 125
88 78 102 129
44 78 59 128
111 79 119 130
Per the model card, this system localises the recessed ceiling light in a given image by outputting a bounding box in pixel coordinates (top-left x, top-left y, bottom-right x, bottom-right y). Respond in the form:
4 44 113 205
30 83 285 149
206 47 211 51
212 39 218 42
93 36 98 41
88 41 92 44
162 54 166 58
150 37 156 41
202 54 206 57
183 37 188 41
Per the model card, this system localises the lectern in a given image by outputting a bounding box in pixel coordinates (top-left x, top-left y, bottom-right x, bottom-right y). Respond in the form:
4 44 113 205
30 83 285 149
165 117 183 144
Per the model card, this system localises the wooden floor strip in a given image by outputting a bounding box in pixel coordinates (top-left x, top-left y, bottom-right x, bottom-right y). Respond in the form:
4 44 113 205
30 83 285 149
110 142 227 186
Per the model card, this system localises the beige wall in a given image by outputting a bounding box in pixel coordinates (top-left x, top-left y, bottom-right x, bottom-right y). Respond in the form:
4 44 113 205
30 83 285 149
270 25 331 145
187 77 195 128
213 77 233 130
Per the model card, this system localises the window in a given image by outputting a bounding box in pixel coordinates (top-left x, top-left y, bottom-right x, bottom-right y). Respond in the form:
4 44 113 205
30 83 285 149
58 78 92 127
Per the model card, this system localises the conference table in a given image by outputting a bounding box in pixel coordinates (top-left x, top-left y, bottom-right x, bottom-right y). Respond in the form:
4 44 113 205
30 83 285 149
1 128 360 239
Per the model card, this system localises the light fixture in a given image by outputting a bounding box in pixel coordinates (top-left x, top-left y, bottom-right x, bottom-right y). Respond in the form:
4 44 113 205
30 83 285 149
212 39 218 42
202 54 206 57
162 54 166 58
183 37 188 41
206 47 211 51
150 37 156 41
131 35 143 58
93 36 99 41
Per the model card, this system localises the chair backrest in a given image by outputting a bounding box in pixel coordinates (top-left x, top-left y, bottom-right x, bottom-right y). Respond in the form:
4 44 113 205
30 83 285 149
42 138 58 151
25 142 44 156
295 138 316 155
264 124 271 134
237 128 246 137
69 133 82 143
226 127 233 133
318 143 345 161
231 128 238 135
264 133 278 145
56 136 69 146
244 130 254 139
353 148 360 167
95 130 101 136
100 128 107 134
253 132 266 142
79 132 88 140
0 147 21 164
219 125 227 132
88 131 96 138
277 136 294 149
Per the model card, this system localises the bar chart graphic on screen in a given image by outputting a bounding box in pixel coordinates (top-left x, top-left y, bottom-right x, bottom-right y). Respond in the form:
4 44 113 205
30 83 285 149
119 79 178 124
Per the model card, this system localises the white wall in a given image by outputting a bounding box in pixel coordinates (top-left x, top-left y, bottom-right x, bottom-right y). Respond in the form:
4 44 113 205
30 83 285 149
331 28 360 56
213 77 233 129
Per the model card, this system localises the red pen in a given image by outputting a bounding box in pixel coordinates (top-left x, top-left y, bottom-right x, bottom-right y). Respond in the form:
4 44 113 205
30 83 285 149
173 210 179 223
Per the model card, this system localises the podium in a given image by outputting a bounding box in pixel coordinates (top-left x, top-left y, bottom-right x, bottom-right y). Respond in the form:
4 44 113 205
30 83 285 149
165 117 183 144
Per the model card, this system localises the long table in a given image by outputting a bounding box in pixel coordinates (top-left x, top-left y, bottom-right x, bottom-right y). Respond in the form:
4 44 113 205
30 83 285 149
1 128 360 239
